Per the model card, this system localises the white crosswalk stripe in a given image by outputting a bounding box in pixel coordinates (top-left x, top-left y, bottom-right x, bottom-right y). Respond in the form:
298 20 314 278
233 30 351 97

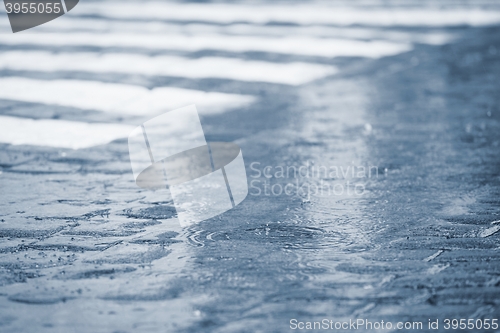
0 115 135 149
0 33 412 58
0 18 456 45
73 3 500 27
0 51 338 85
0 77 256 116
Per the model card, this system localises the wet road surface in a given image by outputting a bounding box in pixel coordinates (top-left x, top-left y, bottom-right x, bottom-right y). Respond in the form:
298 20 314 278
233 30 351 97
1 2 500 332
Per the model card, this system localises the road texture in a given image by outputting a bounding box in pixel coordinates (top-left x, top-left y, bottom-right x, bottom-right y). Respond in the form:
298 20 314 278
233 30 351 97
0 1 500 332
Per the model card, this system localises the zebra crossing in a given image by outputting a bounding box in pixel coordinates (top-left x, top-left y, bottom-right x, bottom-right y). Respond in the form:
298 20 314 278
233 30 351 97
0 1 499 149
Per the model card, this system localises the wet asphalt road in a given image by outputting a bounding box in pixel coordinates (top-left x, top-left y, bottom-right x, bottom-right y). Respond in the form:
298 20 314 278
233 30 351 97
1 3 500 333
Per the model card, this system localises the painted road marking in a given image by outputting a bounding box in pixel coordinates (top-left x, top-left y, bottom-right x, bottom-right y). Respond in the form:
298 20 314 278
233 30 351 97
72 3 500 27
0 33 412 58
0 51 338 85
0 77 255 115
0 115 134 149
